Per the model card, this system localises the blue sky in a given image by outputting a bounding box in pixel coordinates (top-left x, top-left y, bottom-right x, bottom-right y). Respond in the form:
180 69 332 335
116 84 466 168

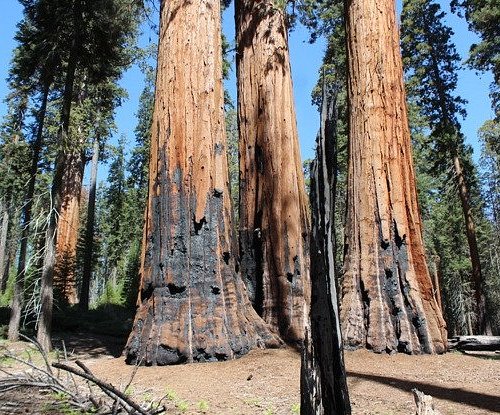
0 0 494 182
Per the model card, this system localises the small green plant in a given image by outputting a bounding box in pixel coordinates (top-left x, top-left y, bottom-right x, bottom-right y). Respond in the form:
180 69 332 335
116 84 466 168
291 403 300 414
142 391 154 402
264 407 274 415
243 397 261 407
197 400 209 412
165 387 177 401
176 400 189 412
124 386 134 396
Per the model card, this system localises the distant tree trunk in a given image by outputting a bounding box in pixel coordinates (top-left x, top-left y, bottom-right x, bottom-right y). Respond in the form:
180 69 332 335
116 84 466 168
301 84 351 414
80 137 99 311
0 201 9 292
452 152 490 335
341 0 447 354
429 255 443 313
124 0 281 366
54 148 84 305
37 0 81 352
8 82 50 341
235 0 310 343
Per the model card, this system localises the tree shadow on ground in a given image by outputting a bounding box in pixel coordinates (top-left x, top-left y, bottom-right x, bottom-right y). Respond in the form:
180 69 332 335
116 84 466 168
51 303 134 359
347 371 500 413
52 331 127 359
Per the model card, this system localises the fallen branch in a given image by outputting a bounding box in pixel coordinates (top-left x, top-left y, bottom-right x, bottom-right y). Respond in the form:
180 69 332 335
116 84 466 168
0 336 165 415
52 361 154 415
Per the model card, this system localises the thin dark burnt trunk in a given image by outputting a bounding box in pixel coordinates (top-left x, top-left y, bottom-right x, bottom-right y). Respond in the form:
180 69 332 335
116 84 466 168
301 85 351 415
8 83 50 341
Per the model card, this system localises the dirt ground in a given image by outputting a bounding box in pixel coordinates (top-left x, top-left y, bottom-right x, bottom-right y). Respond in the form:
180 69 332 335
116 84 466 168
1 333 499 415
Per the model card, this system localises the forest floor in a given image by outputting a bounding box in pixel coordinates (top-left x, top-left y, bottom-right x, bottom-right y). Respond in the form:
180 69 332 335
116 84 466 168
1 332 499 415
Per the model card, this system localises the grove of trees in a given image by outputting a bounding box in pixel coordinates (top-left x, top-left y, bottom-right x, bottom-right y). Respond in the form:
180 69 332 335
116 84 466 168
0 0 499 411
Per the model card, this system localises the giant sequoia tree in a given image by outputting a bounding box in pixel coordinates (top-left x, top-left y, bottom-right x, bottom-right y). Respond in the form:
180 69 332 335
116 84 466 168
235 0 310 343
340 0 447 354
124 0 280 365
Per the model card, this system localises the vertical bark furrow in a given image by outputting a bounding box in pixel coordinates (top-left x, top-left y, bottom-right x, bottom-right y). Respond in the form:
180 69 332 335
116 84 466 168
341 0 447 354
236 0 310 343
125 0 280 366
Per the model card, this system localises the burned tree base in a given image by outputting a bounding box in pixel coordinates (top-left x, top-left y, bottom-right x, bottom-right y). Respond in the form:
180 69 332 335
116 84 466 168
125 284 282 366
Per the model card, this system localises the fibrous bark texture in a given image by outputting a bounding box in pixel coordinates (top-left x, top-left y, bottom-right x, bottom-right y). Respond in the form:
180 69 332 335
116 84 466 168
300 88 351 415
235 0 310 343
54 150 84 305
341 0 447 354
124 0 280 366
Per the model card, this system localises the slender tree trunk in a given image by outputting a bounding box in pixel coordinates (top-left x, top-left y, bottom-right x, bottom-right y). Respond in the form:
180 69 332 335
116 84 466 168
341 0 447 354
37 0 81 352
429 255 443 313
301 84 351 415
124 0 281 366
235 0 310 343
452 153 490 335
8 83 50 341
79 137 99 311
0 201 9 292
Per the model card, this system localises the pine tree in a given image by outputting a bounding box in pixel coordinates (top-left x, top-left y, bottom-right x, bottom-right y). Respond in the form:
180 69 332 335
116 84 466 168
452 0 500 116
37 0 140 351
401 0 489 334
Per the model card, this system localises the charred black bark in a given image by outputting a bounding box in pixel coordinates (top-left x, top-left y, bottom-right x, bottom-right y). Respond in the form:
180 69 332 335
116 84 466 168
300 84 351 414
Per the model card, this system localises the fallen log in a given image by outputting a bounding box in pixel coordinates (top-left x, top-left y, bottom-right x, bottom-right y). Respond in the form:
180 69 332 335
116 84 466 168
448 336 500 351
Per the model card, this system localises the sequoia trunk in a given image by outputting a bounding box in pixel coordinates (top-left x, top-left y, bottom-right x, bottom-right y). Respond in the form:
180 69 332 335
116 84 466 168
54 149 84 305
235 0 310 343
124 0 280 365
341 0 447 353
37 0 82 351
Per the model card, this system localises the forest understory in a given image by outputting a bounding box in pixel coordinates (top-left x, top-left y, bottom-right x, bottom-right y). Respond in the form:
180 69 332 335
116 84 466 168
1 331 499 415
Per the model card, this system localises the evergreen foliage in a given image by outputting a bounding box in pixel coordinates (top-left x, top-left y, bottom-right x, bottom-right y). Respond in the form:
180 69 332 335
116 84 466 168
452 0 500 115
401 0 495 333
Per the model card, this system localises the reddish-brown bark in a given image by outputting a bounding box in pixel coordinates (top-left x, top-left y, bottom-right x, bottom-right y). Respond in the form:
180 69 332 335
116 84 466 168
235 0 310 343
124 0 280 366
341 0 447 354
54 150 84 305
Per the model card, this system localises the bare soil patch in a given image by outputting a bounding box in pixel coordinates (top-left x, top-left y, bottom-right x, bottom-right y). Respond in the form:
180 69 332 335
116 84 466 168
1 334 499 414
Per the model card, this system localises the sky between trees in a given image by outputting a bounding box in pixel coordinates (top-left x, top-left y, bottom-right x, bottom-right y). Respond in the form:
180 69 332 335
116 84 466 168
0 0 494 173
